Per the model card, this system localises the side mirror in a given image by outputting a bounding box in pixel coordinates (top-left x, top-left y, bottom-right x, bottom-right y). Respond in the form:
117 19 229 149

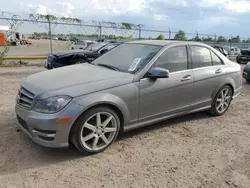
100 49 108 54
147 67 169 80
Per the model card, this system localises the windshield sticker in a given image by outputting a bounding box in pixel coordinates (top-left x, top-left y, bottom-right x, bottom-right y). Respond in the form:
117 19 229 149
128 58 141 71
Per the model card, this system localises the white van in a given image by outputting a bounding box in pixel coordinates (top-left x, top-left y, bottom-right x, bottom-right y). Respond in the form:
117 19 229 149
71 40 97 50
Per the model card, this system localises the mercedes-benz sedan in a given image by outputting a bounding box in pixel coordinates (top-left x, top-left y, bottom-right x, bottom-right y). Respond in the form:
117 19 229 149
15 40 242 154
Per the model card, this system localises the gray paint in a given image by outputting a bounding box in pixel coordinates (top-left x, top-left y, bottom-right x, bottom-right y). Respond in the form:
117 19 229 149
15 40 242 148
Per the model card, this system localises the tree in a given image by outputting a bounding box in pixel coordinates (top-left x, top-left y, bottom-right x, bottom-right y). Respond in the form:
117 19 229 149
156 34 164 40
229 36 241 43
202 37 213 42
191 35 202 41
217 36 227 42
148 36 152 40
174 30 187 41
128 35 133 40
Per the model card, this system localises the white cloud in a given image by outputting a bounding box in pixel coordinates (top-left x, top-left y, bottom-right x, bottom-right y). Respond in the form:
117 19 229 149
86 0 147 15
166 0 188 7
26 4 48 15
22 1 75 17
196 16 239 30
198 0 250 13
55 1 75 17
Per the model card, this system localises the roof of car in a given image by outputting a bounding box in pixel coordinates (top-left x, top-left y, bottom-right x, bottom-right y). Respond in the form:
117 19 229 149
127 40 206 46
127 40 212 46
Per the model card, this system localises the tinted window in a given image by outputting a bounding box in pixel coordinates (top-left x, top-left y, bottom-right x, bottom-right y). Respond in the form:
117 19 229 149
86 42 94 46
211 51 223 65
76 41 86 45
86 43 106 51
191 46 212 68
60 55 79 65
154 46 188 72
101 44 118 51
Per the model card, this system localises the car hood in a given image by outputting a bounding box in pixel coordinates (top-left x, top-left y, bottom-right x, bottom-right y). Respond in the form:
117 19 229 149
53 50 96 58
21 64 134 99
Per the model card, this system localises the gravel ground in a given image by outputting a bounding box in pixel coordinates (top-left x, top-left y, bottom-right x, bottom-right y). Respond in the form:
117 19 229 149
0 39 71 56
0 66 250 188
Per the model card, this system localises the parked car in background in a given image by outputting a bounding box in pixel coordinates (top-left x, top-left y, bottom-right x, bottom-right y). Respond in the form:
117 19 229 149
71 40 97 50
17 40 241 154
212 46 228 57
243 62 250 82
45 42 121 69
229 47 241 55
236 49 250 64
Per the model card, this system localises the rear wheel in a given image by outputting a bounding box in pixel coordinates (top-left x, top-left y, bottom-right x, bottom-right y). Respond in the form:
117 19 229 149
70 107 120 154
209 85 233 116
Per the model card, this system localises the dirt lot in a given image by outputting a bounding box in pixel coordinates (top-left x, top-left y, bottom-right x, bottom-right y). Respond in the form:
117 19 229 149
0 39 71 56
0 66 250 188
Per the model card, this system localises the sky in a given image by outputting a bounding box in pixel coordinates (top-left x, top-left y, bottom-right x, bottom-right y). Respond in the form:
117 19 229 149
0 0 250 38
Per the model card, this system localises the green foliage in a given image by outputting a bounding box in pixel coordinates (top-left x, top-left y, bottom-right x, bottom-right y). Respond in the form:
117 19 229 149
38 14 57 21
121 22 132 29
128 35 133 40
156 34 164 40
242 39 250 43
217 36 228 42
36 32 134 39
193 35 202 41
228 36 241 43
174 30 187 40
148 36 152 40
202 37 214 42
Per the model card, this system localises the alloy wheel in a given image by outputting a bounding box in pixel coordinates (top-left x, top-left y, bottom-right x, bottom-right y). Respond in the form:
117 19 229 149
80 112 118 152
216 88 232 114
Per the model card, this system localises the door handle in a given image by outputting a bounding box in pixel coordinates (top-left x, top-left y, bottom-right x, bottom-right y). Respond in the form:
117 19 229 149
181 75 191 81
215 68 222 74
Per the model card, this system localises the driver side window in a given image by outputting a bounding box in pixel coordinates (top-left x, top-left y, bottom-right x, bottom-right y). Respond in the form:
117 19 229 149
154 46 188 73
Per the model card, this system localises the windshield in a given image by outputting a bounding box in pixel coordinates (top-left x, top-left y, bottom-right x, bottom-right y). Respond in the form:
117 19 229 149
91 43 162 73
85 43 106 51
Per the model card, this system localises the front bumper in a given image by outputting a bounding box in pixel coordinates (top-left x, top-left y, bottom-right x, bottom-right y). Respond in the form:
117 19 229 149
243 70 250 80
44 59 53 69
15 101 84 148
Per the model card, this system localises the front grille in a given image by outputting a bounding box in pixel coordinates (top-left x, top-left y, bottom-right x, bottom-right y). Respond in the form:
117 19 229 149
17 87 35 109
17 115 29 132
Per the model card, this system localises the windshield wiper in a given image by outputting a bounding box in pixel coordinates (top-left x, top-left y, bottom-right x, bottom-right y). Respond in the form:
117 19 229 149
98 63 120 71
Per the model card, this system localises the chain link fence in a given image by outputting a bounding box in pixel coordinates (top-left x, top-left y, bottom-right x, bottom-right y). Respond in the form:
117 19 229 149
0 11 249 57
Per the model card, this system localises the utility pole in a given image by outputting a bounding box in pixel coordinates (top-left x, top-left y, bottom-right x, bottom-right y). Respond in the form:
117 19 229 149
138 24 142 40
48 17 52 54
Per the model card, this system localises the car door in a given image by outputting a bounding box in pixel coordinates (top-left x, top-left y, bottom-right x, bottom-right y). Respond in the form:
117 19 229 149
189 45 226 109
138 45 194 121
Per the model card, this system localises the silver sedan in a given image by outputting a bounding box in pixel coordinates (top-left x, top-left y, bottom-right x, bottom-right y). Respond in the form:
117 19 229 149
15 40 242 153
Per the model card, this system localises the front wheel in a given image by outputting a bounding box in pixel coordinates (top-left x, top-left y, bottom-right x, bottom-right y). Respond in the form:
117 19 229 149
70 107 121 154
209 85 233 116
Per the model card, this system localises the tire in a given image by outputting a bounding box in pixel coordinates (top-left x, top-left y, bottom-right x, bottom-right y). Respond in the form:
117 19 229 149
209 85 233 116
70 107 121 154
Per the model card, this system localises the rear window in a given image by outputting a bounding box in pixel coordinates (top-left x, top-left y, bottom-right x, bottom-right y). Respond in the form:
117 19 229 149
241 50 250 55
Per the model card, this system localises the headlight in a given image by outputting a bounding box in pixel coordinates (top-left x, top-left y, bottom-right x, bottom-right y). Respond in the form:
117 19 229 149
34 95 72 114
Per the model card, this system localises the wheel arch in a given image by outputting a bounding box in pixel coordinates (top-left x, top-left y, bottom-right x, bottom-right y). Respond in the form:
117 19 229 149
70 93 130 134
74 102 125 131
211 82 235 100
